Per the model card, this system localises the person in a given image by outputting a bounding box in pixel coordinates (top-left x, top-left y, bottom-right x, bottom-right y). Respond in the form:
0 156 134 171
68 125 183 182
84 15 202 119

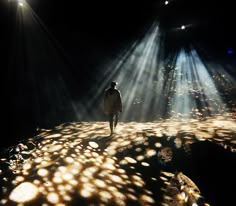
104 81 122 135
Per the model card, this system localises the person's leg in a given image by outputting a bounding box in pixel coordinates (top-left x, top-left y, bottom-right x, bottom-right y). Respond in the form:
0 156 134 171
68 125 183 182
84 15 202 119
109 114 114 134
114 112 119 129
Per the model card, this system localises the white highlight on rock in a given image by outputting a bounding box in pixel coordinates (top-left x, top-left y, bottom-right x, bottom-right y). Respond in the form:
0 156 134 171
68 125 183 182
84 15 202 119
9 182 38 203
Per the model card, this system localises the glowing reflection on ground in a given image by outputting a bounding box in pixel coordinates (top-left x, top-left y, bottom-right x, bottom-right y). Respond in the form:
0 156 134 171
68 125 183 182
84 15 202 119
0 114 235 205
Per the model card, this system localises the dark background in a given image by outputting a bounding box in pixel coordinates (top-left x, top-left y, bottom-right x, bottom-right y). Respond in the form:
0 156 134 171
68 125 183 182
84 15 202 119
24 0 236 55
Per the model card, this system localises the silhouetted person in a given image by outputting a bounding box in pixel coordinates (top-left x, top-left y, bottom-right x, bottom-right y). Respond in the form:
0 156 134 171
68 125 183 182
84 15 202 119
104 81 122 135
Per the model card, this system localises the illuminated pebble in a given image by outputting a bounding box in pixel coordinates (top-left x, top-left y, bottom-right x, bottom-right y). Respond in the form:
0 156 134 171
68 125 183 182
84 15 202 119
136 155 144 161
41 161 50 167
11 180 17 185
128 193 137 200
174 138 182 148
124 157 137 164
84 149 91 153
53 177 63 183
109 175 123 183
105 158 115 164
117 169 125 174
65 184 72 191
58 166 67 172
99 191 112 202
9 182 38 203
141 162 150 167
151 177 157 181
163 195 172 200
47 193 59 204
80 183 96 198
13 170 20 174
69 180 78 186
57 185 65 191
132 175 142 181
160 176 168 181
62 173 73 181
0 199 7 204
80 189 92 198
37 169 48 177
140 194 155 203
43 155 51 161
230 140 236 144
54 172 61 177
119 160 128 165
23 171 29 176
33 180 41 185
65 157 74 163
102 162 115 170
23 163 31 170
63 195 72 201
46 133 61 139
146 149 156 157
128 188 135 193
145 189 153 195
107 148 116 155
121 174 128 180
38 186 46 193
133 181 144 187
155 142 162 148
99 170 111 178
92 152 99 157
80 176 89 183
161 171 174 177
14 176 23 182
94 179 106 188
44 181 52 187
120 140 131 147
34 157 43 163
135 147 142 152
84 153 92 157
48 187 54 192
89 141 99 148
113 191 125 200
176 192 186 201
71 168 80 175
84 167 98 176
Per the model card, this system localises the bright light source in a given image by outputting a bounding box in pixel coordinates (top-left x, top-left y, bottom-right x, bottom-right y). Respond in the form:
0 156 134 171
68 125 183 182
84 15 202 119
17 0 24 6
181 25 185 30
165 1 169 5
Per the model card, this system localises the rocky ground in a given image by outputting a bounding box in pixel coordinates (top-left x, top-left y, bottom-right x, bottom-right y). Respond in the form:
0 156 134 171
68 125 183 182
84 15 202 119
0 114 236 206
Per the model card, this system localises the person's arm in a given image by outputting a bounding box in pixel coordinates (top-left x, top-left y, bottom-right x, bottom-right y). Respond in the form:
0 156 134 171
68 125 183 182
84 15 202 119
118 91 122 112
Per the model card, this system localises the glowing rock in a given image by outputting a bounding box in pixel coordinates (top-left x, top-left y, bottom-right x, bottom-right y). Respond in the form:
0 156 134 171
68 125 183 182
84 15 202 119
47 192 59 204
37 168 48 177
89 141 99 148
9 182 38 203
124 157 137 164
47 144 63 152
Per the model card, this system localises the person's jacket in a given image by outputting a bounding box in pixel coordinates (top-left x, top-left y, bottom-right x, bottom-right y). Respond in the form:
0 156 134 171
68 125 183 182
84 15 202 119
104 88 122 114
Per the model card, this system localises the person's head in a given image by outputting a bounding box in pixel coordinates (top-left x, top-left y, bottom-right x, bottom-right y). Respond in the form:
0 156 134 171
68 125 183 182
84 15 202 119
110 81 117 88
